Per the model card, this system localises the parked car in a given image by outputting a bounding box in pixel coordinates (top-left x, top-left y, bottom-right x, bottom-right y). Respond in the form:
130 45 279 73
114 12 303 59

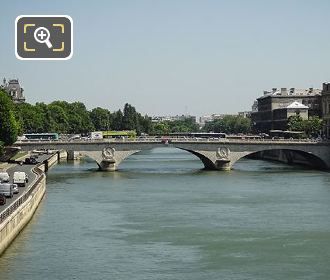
24 157 39 165
12 183 19 194
0 194 6 205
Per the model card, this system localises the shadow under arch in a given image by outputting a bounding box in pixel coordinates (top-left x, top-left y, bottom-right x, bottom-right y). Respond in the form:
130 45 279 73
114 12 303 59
235 148 328 170
170 148 216 170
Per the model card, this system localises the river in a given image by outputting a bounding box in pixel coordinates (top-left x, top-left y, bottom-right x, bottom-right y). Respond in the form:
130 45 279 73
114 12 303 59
1 148 330 280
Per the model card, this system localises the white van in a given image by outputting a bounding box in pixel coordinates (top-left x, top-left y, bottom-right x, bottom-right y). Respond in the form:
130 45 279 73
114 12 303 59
0 172 10 183
0 183 14 198
13 172 28 187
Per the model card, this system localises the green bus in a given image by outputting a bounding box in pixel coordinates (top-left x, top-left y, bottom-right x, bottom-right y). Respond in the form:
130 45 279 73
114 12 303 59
23 133 59 140
102 130 136 139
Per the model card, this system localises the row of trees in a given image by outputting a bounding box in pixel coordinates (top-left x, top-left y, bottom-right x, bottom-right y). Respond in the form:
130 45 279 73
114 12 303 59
203 115 252 134
0 90 20 148
152 118 199 135
15 102 153 135
12 100 201 137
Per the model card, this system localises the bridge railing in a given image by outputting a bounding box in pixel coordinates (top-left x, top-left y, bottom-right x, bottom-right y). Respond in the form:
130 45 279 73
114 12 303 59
15 137 328 145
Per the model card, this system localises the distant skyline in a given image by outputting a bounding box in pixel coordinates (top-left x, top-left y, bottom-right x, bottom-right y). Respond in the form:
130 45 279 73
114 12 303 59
1 0 330 117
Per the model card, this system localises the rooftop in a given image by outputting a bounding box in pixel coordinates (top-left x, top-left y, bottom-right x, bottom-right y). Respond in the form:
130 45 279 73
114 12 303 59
259 87 321 99
286 101 309 109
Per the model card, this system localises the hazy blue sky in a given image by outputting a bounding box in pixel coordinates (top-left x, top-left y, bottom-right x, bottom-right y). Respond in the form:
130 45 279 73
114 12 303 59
1 0 329 116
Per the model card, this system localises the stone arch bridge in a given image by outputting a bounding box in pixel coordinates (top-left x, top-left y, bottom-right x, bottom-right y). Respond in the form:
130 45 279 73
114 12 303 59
14 139 330 171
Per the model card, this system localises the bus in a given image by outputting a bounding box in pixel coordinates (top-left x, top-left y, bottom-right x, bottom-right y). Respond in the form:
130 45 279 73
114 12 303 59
102 130 137 139
269 130 304 139
22 133 59 140
168 132 227 139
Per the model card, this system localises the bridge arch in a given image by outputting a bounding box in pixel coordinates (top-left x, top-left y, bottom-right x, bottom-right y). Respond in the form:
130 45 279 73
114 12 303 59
176 148 217 170
231 148 329 170
79 147 220 171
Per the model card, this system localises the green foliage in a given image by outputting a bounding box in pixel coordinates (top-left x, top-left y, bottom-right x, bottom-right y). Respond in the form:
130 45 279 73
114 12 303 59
0 90 20 145
149 118 199 135
0 141 3 156
90 107 111 131
14 100 155 136
287 115 305 132
203 115 251 134
16 103 45 133
111 110 123 131
287 115 323 137
305 116 323 137
122 103 138 131
152 122 170 135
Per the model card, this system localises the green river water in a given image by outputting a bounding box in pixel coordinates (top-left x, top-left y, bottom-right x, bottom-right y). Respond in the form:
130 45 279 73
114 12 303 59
0 148 330 280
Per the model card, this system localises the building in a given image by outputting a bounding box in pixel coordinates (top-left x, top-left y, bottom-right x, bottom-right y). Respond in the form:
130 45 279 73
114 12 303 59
251 87 322 132
321 82 330 138
238 111 251 118
199 114 238 127
1 78 25 104
151 115 196 123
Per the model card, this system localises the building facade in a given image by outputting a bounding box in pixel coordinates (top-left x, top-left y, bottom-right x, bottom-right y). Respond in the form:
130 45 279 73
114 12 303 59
1 78 25 104
152 115 196 123
199 114 238 127
321 82 330 138
251 87 322 132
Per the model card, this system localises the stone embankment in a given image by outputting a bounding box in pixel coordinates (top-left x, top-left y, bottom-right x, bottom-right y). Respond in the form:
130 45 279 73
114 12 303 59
0 151 66 255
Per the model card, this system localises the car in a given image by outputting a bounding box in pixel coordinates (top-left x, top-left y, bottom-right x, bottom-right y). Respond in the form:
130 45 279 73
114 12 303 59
24 157 39 165
0 194 6 205
0 172 10 183
12 184 19 194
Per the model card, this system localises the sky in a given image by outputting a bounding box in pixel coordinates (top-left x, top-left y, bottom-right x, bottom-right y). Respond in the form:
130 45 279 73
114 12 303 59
1 0 330 117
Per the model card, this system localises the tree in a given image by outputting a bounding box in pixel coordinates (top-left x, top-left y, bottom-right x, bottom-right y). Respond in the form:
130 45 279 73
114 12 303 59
111 110 123 130
0 90 20 145
151 122 170 135
139 115 153 134
287 115 323 138
16 103 45 133
0 141 4 156
48 104 70 133
204 115 251 134
287 115 305 132
304 116 323 138
66 102 94 133
122 103 138 131
90 107 111 131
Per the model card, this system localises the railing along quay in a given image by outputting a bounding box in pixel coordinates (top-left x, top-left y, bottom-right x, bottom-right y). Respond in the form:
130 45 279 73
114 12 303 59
0 166 45 224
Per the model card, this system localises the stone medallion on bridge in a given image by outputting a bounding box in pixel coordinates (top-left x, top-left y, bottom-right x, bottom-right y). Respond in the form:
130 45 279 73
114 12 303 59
102 147 115 160
216 147 230 160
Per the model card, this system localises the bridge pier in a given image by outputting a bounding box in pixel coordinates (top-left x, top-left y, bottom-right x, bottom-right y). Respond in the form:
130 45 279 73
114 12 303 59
67 150 75 160
98 159 117 171
215 159 231 171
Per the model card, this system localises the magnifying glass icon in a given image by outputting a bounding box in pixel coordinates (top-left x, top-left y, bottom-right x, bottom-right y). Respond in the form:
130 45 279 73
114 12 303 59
34 27 53 48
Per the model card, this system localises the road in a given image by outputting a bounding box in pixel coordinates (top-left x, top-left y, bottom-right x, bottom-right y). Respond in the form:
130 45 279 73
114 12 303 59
0 154 53 213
